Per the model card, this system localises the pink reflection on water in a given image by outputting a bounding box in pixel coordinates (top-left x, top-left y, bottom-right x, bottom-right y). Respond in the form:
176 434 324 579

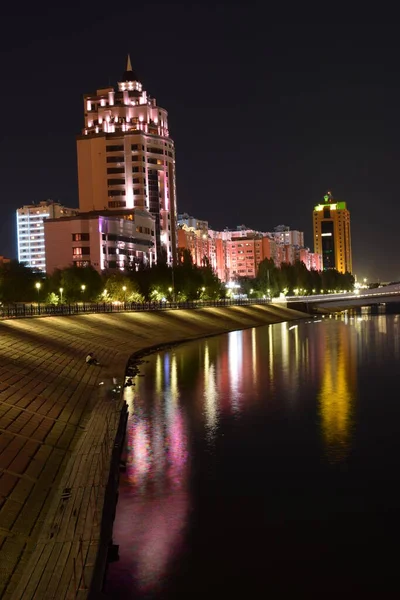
107 399 189 596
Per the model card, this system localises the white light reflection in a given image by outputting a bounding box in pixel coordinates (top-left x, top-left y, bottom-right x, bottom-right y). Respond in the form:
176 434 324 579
251 328 257 384
203 343 219 445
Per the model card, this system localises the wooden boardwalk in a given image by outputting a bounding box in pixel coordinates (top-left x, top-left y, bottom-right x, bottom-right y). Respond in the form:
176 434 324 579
0 305 304 599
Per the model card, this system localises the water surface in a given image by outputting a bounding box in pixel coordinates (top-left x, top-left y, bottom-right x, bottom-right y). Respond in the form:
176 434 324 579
106 313 400 597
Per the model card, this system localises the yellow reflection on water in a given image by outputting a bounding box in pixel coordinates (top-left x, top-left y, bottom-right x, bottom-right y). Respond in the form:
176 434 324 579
155 354 162 395
319 327 356 463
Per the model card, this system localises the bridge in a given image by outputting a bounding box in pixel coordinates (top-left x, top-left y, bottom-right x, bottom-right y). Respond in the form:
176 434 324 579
282 283 400 311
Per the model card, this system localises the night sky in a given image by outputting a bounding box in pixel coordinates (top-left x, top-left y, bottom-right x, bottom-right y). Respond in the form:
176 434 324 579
1 7 399 280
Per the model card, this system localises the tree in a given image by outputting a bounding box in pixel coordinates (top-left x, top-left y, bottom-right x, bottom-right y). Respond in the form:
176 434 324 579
0 261 40 303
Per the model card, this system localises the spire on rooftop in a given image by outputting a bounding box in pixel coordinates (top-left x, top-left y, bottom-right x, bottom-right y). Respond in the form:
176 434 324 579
122 54 138 82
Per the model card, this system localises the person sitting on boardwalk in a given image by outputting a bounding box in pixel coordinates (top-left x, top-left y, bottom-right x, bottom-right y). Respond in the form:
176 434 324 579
86 352 100 366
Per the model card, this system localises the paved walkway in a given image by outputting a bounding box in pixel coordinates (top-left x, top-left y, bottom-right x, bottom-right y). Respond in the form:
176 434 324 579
0 304 305 599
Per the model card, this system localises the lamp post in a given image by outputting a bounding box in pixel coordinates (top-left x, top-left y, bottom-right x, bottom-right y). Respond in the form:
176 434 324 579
35 282 41 313
59 287 63 304
81 284 86 307
122 285 127 304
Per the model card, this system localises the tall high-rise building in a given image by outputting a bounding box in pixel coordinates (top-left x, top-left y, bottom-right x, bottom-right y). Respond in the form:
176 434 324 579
17 200 78 272
76 56 177 265
313 191 352 273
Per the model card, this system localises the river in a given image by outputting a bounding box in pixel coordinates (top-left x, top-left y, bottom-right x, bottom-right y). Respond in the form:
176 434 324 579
105 312 400 598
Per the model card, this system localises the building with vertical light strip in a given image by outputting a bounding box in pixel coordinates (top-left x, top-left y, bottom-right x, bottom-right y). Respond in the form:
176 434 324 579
17 200 78 272
76 56 177 265
313 191 352 273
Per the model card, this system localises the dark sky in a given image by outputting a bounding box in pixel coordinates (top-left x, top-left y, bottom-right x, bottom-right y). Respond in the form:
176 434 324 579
0 6 399 280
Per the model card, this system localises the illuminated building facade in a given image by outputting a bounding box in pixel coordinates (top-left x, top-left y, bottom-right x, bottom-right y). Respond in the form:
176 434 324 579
313 191 352 273
17 200 78 272
272 225 304 247
177 216 322 282
297 248 323 271
44 209 155 274
76 56 177 265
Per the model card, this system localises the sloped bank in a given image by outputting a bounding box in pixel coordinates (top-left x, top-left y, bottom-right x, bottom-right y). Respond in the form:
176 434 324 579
4 303 306 600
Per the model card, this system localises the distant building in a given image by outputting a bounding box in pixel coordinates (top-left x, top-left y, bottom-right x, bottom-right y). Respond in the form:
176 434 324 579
17 200 78 272
76 56 177 265
44 209 155 274
0 256 11 266
177 213 208 231
176 215 321 282
297 248 323 271
313 191 352 273
272 225 304 248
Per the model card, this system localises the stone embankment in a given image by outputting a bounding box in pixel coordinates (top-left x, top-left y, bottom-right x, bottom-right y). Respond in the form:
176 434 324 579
0 303 305 599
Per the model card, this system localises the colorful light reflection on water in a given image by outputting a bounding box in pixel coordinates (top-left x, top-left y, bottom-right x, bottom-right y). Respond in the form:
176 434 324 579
106 315 400 598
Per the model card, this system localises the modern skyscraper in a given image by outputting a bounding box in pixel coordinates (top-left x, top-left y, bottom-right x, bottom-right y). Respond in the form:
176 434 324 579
313 191 352 273
76 56 177 265
16 200 78 272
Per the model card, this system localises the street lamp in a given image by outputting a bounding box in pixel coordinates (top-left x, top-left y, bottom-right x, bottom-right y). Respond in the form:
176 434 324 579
59 287 63 303
122 285 127 302
81 284 86 304
35 282 41 303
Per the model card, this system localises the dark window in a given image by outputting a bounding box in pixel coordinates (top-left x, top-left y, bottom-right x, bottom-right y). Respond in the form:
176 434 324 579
108 261 117 268
72 233 90 241
321 221 335 269
108 200 126 208
134 189 141 195
132 178 140 184
323 207 331 218
107 167 125 174
108 190 125 196
147 157 157 164
131 144 138 150
74 260 91 267
107 145 124 152
106 156 124 163
133 166 140 173
148 147 164 155
108 178 125 185
132 156 139 161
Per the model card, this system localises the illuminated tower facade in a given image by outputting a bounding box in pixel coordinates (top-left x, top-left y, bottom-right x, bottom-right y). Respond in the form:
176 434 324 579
76 56 177 264
313 191 352 273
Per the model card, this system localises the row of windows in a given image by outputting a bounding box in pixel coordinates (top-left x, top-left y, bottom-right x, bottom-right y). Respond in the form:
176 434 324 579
102 230 154 241
106 155 170 165
107 166 167 177
106 144 171 154
73 247 90 255
72 233 90 241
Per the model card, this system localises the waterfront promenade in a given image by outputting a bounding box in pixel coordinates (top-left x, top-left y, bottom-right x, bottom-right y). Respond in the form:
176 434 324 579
0 304 305 599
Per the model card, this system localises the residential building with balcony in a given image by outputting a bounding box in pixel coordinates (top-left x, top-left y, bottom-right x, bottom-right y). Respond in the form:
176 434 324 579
44 209 155 274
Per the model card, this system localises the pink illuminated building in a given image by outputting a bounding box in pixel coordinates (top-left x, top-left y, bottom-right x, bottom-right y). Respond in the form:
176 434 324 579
44 209 155 274
177 216 322 282
76 56 177 265
297 248 323 271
